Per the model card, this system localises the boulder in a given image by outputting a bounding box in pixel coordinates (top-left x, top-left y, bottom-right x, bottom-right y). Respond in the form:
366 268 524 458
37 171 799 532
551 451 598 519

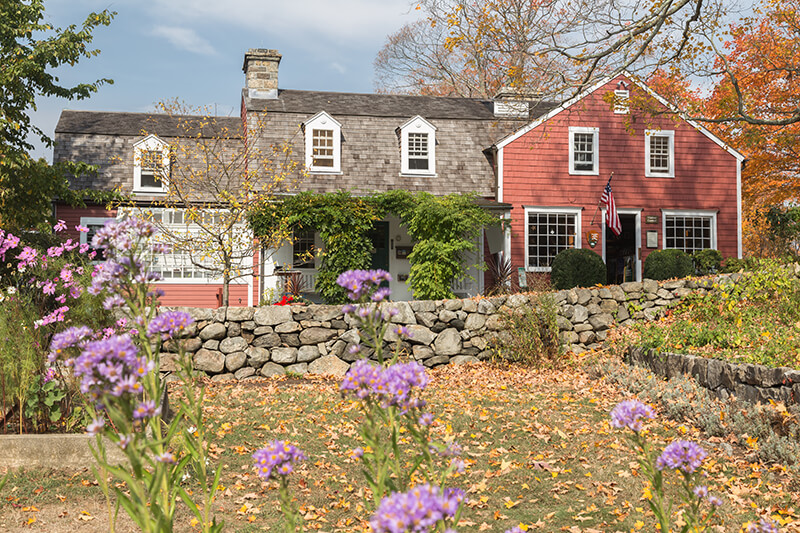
308 355 350 376
299 327 337 345
260 362 286 377
407 324 436 345
225 351 247 372
286 363 309 375
234 367 256 380
433 328 462 356
211 373 235 383
199 323 227 341
450 355 479 365
275 321 301 333
297 345 320 363
272 347 298 365
424 355 450 367
219 336 248 354
252 333 282 349
254 306 293 326
227 307 254 321
412 345 435 360
193 349 225 373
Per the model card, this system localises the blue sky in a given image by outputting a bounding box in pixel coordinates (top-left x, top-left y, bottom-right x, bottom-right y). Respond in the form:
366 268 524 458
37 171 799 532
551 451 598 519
31 0 423 160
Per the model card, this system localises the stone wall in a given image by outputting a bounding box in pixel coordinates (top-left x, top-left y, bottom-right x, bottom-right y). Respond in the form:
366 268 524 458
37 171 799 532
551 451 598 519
628 346 800 405
161 274 747 380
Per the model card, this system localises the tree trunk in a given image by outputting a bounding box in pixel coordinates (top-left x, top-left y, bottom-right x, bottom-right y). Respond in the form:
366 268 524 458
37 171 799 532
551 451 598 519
222 270 230 307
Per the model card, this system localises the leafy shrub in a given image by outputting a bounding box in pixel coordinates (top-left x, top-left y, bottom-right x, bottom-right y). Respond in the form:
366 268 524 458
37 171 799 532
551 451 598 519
720 256 762 273
492 293 563 366
643 249 693 280
692 249 722 275
550 248 605 290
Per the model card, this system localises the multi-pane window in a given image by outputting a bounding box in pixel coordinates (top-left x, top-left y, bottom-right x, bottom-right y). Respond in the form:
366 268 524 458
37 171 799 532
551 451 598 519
292 229 315 269
569 127 598 174
645 130 674 177
140 150 164 188
312 129 334 167
133 135 169 192
408 133 429 170
526 211 578 269
665 215 712 253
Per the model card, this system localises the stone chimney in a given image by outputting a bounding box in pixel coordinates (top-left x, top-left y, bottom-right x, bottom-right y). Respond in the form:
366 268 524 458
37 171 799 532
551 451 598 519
492 86 542 118
243 49 281 99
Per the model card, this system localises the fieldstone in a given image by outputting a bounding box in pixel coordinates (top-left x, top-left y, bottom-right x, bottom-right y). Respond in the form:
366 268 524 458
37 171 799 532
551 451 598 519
600 300 618 315
424 355 450 368
245 347 270 368
211 373 235 382
234 367 256 380
556 316 572 331
227 307 254 321
407 325 436 345
434 328 462 356
275 321 301 333
706 359 725 389
485 314 505 331
617 305 630 321
431 322 447 333
471 336 487 350
560 331 579 344
299 327 337 345
643 279 658 293
462 299 478 313
785 370 800 384
160 353 180 372
317 342 328 356
254 306 293 326
575 288 592 305
578 331 595 344
451 319 465 330
621 281 643 293
571 305 589 324
286 363 309 375
477 299 496 314
331 319 347 329
411 300 437 313
595 330 608 341
464 313 486 330
665 353 683 379
297 345 320 363
227 322 242 337
193 349 225 373
444 299 462 311
450 355 479 365
253 333 281 349
272 347 298 364
506 293 528 307
573 323 593 333
219 336 248 354
280 334 301 347
643 307 662 320
329 340 346 357
586 303 602 315
185 308 213 321
213 307 227 322
241 320 256 331
598 288 613 299
416 312 437 328
756 365 786 388
565 289 578 305
662 280 685 290
340 329 361 344
199 323 227 341
164 337 202 353
308 305 342 322
626 291 642 301
203 339 220 350
308 355 350 376
588 313 614 331
389 301 417 325
734 383 760 404
439 310 458 323
610 285 626 302
253 326 274 335
260 362 286 377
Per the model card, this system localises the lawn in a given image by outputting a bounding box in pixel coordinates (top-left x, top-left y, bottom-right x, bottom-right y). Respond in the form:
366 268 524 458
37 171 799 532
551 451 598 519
1 360 798 532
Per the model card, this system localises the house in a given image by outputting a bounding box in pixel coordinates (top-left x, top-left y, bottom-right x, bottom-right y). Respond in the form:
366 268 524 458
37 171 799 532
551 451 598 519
52 49 742 306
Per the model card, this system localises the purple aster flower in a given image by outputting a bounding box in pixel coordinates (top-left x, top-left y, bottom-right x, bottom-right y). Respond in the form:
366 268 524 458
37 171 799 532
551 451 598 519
72 335 151 401
49 325 93 361
707 495 723 507
693 485 709 499
155 452 176 464
43 367 57 384
350 447 364 459
395 325 413 338
347 344 361 355
133 400 161 420
370 484 461 533
610 400 655 432
746 517 779 533
656 440 707 473
419 412 434 426
371 287 391 302
147 311 194 340
252 440 306 480
340 360 385 400
103 295 125 309
69 285 83 299
336 269 392 301
118 434 133 450
87 418 105 436
505 528 526 533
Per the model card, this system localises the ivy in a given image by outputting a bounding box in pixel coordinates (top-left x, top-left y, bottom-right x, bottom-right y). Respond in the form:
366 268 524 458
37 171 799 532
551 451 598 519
248 190 502 303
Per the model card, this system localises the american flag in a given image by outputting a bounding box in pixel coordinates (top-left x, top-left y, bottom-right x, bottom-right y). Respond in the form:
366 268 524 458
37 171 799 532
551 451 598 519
601 180 622 236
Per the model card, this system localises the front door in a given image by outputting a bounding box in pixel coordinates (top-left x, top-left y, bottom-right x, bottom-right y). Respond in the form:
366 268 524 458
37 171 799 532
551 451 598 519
368 221 390 272
605 214 637 284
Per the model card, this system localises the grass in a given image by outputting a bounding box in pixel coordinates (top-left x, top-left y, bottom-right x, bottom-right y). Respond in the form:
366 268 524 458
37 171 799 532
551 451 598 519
1 361 798 532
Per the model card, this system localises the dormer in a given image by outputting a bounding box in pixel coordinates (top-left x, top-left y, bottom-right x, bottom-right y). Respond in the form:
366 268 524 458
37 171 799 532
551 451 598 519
133 134 170 194
303 111 342 173
399 116 436 176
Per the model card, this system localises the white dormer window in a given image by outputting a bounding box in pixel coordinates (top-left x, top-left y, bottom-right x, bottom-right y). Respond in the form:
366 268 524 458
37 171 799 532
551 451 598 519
133 135 170 194
569 127 599 175
304 111 341 173
399 116 436 176
645 130 675 177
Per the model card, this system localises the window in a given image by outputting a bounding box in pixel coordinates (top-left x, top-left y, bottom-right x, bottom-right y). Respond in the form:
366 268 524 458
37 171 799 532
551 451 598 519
525 207 582 271
569 127 599 175
645 130 675 177
80 216 115 260
399 116 436 175
133 135 169 193
663 210 716 253
292 229 315 269
304 111 341 173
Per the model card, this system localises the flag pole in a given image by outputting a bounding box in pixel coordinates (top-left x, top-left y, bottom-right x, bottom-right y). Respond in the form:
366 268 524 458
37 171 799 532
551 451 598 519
590 172 614 226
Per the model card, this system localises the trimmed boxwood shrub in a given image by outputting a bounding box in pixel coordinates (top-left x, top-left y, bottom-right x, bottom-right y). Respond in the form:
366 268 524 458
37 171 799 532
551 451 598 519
551 248 606 289
643 249 694 280
693 249 722 275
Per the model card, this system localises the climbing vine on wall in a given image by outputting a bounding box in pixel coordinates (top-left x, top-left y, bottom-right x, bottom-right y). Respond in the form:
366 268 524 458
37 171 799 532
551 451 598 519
248 190 502 303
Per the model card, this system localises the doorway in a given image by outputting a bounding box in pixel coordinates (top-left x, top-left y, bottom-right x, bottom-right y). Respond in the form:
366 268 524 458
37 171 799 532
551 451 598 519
368 221 390 272
605 214 638 284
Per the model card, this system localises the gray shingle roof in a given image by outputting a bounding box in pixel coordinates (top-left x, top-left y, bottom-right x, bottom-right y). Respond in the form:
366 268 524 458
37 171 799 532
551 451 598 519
55 110 243 138
246 89 559 121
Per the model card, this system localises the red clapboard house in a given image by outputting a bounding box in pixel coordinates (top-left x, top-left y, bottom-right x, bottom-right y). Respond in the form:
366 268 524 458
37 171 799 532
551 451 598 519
494 75 743 284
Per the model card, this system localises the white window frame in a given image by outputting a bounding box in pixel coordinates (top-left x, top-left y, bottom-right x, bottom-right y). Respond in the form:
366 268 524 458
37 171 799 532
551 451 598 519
133 134 170 194
303 111 342 173
661 209 717 253
645 130 675 178
399 115 437 176
524 206 582 272
568 127 599 176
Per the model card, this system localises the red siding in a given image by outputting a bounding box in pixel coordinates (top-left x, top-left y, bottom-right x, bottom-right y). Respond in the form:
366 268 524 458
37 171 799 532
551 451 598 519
54 203 117 242
501 77 740 274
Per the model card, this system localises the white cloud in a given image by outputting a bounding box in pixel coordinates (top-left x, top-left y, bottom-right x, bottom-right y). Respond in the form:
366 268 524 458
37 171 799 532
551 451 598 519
329 62 346 74
151 26 218 56
149 0 421 47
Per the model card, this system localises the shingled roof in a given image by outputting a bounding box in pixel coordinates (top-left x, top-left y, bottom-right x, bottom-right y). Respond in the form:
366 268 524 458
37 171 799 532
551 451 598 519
55 110 243 138
245 89 559 121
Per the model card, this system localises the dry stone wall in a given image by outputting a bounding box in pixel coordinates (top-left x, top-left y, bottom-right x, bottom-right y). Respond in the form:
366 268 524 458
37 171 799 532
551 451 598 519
161 274 744 380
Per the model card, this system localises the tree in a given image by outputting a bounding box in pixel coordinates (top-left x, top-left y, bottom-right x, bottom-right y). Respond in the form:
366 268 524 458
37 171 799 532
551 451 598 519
123 102 305 306
0 1 115 230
